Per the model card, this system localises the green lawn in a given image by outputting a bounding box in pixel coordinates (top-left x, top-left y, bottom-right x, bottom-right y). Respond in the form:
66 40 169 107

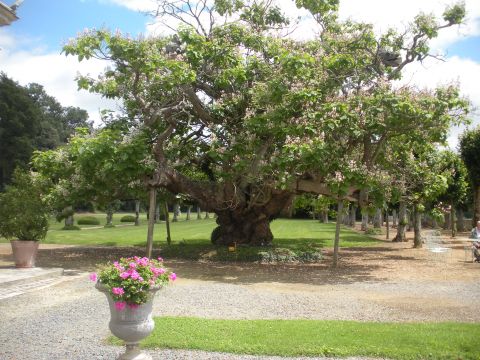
1 213 379 261
111 317 480 360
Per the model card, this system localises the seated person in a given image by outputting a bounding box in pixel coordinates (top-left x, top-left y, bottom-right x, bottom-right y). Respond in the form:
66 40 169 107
470 221 480 262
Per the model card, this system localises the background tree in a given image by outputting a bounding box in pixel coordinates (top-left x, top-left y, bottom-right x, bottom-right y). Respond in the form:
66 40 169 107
0 73 91 190
459 126 480 226
437 150 469 237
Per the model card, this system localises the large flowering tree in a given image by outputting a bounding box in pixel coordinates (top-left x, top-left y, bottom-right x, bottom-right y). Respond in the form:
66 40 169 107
60 0 468 246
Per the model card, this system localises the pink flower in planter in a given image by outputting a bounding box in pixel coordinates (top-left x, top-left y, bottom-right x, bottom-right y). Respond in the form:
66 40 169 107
169 273 177 281
157 257 164 262
112 287 125 295
89 273 97 282
120 272 130 279
115 301 126 311
129 262 137 269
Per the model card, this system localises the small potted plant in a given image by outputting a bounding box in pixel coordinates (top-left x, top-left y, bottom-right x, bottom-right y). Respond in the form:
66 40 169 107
91 256 176 360
0 170 50 268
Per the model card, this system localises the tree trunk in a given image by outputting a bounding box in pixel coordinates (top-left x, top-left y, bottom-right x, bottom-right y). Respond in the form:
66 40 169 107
211 193 293 245
450 202 457 238
172 202 180 222
319 210 328 223
164 201 171 245
361 213 368 231
457 208 465 232
385 210 390 240
134 200 140 226
105 210 113 227
373 208 382 228
413 206 422 248
407 210 413 232
186 205 192 220
65 215 74 227
393 201 407 242
392 209 397 228
443 211 450 230
197 206 202 220
146 188 156 257
333 200 343 268
349 204 356 227
204 211 210 219
155 202 160 223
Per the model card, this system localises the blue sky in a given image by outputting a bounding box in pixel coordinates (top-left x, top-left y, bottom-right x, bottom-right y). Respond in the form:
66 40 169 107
1 0 479 147
10 0 148 52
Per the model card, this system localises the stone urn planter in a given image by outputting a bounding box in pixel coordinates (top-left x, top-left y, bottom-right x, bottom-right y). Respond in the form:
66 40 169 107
96 283 162 360
10 240 40 268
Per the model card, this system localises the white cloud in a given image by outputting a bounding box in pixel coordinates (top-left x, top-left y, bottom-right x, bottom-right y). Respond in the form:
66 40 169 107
337 0 480 52
398 56 480 149
104 0 157 12
0 29 118 125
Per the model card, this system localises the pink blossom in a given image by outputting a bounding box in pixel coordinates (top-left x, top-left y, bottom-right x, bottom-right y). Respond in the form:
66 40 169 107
114 301 126 311
152 267 166 276
89 273 97 282
120 272 130 279
149 279 155 286
112 287 125 296
157 257 164 262
129 262 137 269
169 273 177 281
130 270 140 280
128 303 139 309
137 257 149 266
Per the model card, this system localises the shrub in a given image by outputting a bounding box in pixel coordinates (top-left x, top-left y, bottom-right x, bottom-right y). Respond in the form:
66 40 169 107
365 228 382 235
0 170 49 241
120 215 136 223
258 247 322 263
77 216 101 225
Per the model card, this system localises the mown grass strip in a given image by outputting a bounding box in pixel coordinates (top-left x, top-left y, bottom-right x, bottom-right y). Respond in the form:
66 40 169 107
111 317 480 360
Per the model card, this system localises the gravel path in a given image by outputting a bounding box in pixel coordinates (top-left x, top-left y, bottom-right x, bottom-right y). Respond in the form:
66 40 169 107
0 277 377 360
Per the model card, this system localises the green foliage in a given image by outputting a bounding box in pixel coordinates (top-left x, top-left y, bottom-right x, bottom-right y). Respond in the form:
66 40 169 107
77 216 101 225
295 0 339 15
55 206 75 222
120 215 136 223
113 317 480 360
365 228 382 235
0 170 49 241
437 150 469 207
460 126 480 187
443 2 466 25
33 128 153 212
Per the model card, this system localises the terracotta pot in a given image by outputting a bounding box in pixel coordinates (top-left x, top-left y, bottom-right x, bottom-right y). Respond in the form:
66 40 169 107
10 240 39 268
96 283 162 360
